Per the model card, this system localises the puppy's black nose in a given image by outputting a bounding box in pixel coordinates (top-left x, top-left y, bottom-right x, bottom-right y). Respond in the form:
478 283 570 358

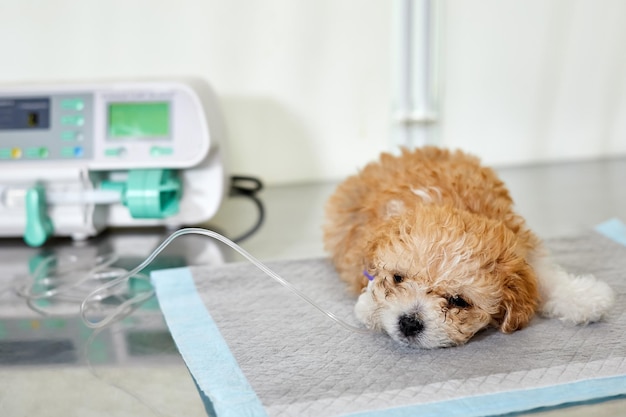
398 314 424 337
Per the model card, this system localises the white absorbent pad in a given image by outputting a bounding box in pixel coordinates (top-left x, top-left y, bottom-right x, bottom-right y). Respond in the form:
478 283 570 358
151 222 626 417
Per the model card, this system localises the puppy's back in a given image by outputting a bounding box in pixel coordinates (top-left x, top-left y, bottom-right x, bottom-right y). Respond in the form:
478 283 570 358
323 146 535 290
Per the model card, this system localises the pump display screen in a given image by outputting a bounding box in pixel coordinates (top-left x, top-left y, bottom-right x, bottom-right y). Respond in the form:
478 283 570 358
0 97 50 130
107 102 170 139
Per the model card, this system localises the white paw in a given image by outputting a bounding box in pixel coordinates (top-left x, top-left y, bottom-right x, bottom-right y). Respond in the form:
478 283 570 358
354 290 380 331
540 273 615 324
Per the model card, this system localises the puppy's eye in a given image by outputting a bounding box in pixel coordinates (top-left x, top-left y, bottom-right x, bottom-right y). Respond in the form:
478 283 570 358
393 274 404 284
448 295 470 308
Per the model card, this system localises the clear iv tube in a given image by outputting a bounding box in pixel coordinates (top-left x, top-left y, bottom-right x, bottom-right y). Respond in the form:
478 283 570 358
17 253 120 300
80 228 371 334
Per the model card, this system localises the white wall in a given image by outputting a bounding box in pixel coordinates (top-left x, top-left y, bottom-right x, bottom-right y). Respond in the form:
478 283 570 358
440 0 626 166
1 1 625 184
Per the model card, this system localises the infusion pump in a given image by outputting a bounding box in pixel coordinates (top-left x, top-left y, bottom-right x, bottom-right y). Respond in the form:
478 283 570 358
0 79 227 246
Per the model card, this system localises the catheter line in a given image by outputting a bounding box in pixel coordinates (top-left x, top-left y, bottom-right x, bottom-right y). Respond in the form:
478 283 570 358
80 228 372 334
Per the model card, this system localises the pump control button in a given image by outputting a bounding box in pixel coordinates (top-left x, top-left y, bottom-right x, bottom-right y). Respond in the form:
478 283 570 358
61 98 85 111
150 146 174 156
105 147 126 157
61 115 84 126
61 146 84 158
25 147 49 158
61 131 83 141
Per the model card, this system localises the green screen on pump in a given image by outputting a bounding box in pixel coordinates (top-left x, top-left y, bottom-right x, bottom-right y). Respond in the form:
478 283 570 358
108 102 170 138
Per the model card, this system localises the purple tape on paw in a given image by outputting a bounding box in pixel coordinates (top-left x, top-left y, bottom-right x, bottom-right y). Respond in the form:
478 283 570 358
363 270 375 281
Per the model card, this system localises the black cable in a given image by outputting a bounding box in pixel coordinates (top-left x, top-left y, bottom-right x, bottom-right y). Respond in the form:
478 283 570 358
228 175 265 243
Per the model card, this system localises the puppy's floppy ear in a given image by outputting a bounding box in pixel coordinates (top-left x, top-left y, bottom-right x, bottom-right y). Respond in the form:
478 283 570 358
497 257 539 333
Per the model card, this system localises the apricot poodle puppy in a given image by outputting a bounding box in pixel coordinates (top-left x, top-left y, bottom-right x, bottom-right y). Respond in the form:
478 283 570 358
324 147 614 348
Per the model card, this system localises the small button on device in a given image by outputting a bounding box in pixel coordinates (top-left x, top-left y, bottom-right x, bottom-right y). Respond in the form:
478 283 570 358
105 147 127 157
25 147 48 158
150 146 174 157
61 131 83 141
61 98 85 111
61 131 75 141
61 146 83 158
61 115 84 126
11 147 22 159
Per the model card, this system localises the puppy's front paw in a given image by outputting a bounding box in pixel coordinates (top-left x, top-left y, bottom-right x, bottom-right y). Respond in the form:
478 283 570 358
540 273 615 324
354 291 380 331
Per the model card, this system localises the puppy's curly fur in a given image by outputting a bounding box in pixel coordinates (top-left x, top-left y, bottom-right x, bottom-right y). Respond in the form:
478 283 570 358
324 147 614 348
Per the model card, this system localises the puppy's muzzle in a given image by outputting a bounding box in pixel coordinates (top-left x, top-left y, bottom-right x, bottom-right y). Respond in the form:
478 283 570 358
398 313 424 337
